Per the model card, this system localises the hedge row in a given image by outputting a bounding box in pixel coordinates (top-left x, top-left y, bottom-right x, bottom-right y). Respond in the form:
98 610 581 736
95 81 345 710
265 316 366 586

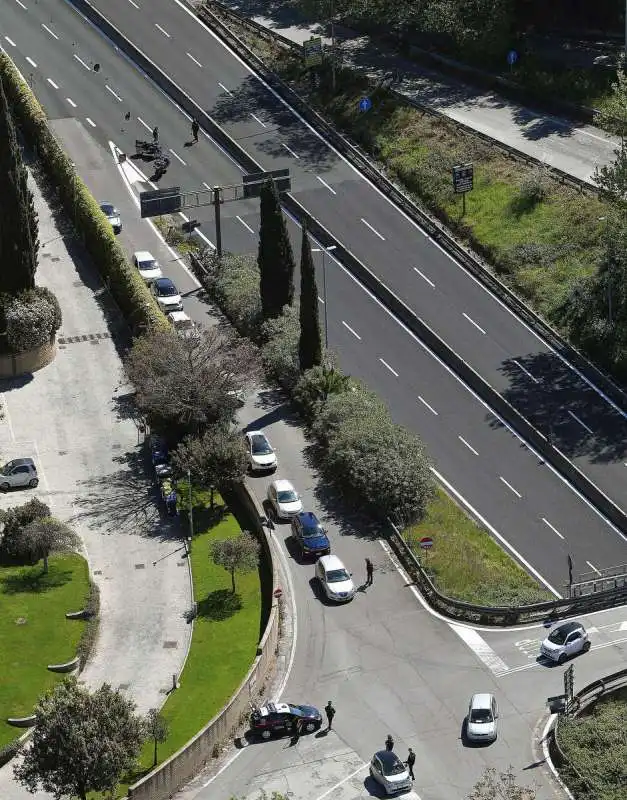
0 53 167 334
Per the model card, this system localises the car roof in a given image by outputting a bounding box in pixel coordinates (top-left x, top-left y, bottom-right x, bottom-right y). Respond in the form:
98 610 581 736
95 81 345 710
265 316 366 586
374 750 400 765
318 554 344 570
6 457 35 467
168 311 190 322
272 479 294 491
246 430 267 439
555 621 584 634
297 511 320 527
134 250 155 261
155 277 176 288
470 693 494 709
99 202 115 209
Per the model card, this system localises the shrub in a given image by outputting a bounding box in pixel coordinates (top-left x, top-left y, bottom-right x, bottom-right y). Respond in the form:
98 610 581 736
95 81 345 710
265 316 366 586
259 304 300 390
3 287 61 352
0 497 51 563
292 363 351 423
201 251 261 338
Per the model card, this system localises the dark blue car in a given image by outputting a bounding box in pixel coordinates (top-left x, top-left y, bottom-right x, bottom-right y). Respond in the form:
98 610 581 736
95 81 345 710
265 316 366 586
291 512 330 558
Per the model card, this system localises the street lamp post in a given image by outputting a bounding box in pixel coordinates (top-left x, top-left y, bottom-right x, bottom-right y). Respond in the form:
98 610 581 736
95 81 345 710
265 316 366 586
312 243 337 349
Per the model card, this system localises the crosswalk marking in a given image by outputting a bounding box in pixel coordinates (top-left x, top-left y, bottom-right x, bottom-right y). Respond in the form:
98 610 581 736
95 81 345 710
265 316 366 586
449 624 509 676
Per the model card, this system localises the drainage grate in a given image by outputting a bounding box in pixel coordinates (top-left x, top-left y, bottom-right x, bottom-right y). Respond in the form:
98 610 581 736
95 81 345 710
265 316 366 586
163 641 178 649
134 563 146 570
58 332 111 345
93 570 102 576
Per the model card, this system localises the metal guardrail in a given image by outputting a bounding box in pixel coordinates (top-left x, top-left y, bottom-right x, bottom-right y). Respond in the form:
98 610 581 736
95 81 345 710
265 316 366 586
204 2 627 418
385 520 627 625
550 667 627 795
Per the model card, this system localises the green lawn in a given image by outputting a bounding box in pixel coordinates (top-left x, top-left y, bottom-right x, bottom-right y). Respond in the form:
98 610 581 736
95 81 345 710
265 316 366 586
113 487 262 797
0 554 90 748
405 488 553 605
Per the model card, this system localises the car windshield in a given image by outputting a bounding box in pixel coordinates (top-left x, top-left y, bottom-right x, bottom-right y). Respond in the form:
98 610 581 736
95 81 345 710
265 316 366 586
303 526 325 539
288 705 308 717
277 490 297 503
1 463 12 475
382 758 406 776
470 709 493 723
548 628 570 645
139 258 156 270
251 435 272 455
101 204 117 215
158 282 178 296
326 568 350 583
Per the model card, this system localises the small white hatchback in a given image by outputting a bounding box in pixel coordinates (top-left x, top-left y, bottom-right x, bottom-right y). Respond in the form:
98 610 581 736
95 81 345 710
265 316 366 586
315 554 355 603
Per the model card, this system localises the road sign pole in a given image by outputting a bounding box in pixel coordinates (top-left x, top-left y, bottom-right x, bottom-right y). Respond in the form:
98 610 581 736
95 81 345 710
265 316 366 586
213 186 222 258
462 192 466 217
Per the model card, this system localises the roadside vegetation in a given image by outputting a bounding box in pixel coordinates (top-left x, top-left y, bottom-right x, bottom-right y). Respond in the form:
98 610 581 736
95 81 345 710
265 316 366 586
113 488 261 798
0 507 91 750
209 7 627 383
556 689 627 800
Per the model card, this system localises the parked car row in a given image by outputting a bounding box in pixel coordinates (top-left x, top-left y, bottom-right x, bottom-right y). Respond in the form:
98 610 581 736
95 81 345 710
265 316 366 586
245 427 356 603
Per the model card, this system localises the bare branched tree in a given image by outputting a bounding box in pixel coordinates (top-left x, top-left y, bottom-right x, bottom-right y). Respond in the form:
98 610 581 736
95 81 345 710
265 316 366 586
18 517 79 573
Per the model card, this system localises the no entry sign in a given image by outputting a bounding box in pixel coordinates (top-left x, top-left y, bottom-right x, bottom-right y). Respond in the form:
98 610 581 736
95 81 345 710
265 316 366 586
419 536 434 550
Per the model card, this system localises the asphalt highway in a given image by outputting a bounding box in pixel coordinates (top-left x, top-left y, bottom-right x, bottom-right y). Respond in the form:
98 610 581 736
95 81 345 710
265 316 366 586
53 0 627 525
2 0 627 593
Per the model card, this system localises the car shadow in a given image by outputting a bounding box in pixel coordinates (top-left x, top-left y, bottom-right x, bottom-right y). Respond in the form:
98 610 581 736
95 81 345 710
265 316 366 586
362 774 388 797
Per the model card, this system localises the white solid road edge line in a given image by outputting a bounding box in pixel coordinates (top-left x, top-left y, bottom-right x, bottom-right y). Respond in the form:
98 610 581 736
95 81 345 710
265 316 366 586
541 714 576 800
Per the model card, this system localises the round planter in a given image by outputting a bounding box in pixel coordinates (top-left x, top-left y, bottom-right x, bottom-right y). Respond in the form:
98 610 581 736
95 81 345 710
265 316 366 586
0 337 56 378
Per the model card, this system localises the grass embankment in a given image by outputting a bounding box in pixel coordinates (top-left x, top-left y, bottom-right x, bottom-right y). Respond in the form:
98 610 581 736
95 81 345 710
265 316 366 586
406 488 553 605
557 688 627 800
0 554 90 748
114 487 261 797
216 11 608 330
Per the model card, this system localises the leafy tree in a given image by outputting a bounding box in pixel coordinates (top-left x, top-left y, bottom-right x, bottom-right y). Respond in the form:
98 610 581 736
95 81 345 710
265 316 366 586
145 708 169 767
203 250 262 338
124 326 256 439
13 678 145 800
298 225 323 371
258 179 295 319
171 425 247 508
210 532 260 594
594 60 627 209
260 304 301 390
0 497 51 564
293 363 350 422
17 516 79 573
467 766 535 799
0 77 38 296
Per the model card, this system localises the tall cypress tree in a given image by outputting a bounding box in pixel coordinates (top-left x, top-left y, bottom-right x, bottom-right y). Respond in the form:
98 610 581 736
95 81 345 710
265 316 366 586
257 179 295 319
298 224 322 371
0 78 39 295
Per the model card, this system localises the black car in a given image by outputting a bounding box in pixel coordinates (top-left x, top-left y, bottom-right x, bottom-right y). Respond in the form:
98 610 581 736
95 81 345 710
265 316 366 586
291 512 331 558
250 702 322 739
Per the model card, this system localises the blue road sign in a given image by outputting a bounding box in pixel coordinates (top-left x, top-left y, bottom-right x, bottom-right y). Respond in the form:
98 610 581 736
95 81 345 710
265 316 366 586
359 96 372 112
507 49 518 66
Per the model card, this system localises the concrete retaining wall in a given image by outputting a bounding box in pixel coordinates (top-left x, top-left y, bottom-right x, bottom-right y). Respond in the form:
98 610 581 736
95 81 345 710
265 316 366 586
0 337 56 377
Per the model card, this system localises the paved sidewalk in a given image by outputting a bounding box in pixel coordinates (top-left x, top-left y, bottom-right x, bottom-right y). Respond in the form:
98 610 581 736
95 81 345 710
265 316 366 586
0 167 191 798
220 0 618 183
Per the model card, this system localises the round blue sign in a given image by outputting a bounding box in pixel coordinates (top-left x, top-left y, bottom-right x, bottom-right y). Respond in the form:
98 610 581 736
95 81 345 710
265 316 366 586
507 49 518 65
359 97 372 112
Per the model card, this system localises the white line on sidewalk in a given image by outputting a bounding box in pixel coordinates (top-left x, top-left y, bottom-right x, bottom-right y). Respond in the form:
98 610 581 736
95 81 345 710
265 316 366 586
450 624 509 675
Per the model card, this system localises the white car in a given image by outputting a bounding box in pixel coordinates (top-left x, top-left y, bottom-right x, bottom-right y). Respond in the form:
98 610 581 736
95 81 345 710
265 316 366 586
133 250 162 283
168 310 198 338
245 430 277 473
369 750 412 795
267 479 302 520
152 277 183 312
540 621 590 664
315 554 355 602
99 202 121 234
466 693 498 743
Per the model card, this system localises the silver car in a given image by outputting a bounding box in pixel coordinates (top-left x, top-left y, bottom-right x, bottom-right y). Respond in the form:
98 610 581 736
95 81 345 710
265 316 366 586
466 693 498 743
0 458 39 490
369 750 412 795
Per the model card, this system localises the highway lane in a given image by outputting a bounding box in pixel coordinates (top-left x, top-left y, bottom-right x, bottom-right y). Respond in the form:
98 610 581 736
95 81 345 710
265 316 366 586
52 0 627 523
6 0 626 589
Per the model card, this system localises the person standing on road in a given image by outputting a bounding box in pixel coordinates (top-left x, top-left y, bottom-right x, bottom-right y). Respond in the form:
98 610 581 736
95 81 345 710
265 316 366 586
191 118 200 142
385 733 394 751
405 748 415 780
152 125 159 143
365 557 374 586
325 700 335 730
